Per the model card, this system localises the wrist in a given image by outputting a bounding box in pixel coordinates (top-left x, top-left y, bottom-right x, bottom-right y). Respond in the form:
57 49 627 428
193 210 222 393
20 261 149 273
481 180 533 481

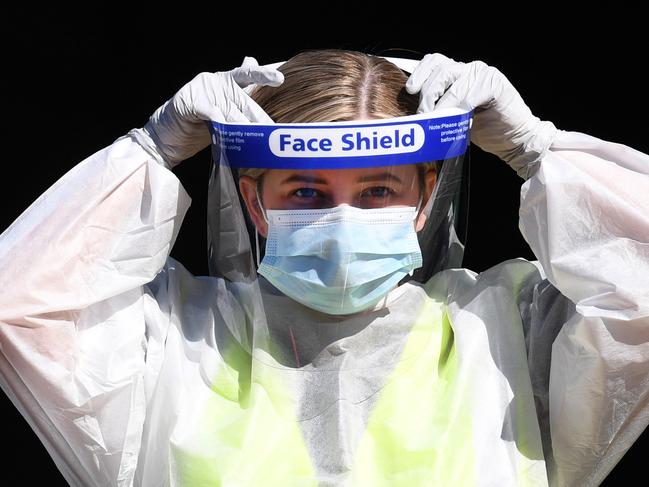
127 125 174 170
507 119 558 180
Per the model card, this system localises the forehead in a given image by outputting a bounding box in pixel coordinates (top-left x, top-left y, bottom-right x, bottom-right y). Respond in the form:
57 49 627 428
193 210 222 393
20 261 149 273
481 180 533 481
264 165 420 182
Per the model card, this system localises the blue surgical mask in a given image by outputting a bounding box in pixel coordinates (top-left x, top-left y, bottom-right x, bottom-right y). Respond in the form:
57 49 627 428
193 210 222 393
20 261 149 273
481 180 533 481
256 202 423 315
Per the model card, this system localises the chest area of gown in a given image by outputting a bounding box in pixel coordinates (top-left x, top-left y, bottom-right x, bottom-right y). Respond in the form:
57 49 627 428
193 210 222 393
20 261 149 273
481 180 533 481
168 298 486 486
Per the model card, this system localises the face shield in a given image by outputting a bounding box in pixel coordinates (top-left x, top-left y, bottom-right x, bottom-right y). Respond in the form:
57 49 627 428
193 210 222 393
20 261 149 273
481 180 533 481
207 110 472 289
201 57 472 422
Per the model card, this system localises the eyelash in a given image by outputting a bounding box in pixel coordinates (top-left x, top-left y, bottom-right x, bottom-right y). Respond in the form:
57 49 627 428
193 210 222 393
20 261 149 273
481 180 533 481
364 187 396 198
291 187 396 199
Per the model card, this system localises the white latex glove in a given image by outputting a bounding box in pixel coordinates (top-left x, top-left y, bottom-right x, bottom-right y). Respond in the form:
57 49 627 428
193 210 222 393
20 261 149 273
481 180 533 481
406 53 558 179
129 56 284 168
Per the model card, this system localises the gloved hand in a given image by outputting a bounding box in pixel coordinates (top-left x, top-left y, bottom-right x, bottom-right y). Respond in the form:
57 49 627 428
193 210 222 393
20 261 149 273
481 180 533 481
129 56 284 168
405 53 558 179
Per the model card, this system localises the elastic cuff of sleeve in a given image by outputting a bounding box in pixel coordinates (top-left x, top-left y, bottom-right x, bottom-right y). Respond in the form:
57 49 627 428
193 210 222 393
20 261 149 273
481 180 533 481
510 120 559 180
126 127 174 170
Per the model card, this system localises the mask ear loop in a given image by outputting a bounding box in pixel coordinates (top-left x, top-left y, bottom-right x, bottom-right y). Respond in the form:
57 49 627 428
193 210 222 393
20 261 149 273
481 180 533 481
415 191 424 217
414 163 431 220
255 179 269 268
408 168 429 277
255 230 261 269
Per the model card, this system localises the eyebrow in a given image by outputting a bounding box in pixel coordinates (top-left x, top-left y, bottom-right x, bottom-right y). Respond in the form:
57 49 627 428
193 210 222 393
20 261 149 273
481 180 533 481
280 172 404 185
280 175 328 185
356 172 404 185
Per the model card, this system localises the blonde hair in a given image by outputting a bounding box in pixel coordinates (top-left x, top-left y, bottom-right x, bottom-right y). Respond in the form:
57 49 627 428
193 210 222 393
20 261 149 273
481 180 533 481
242 49 437 180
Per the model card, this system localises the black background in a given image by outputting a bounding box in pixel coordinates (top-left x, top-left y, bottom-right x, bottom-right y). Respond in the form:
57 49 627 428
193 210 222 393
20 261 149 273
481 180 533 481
2 11 647 485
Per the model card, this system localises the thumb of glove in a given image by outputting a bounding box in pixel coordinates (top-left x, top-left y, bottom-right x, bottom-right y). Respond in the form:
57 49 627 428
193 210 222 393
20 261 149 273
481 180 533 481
231 56 285 89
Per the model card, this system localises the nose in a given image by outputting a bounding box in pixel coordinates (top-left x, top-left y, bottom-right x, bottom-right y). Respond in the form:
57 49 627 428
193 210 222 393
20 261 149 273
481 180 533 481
331 194 357 207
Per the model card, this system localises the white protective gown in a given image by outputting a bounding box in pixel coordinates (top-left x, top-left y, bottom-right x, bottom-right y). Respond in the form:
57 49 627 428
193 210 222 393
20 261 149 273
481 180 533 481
0 128 648 487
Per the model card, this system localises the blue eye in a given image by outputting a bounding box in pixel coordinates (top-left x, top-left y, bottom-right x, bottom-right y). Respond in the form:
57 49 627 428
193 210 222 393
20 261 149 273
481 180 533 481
363 187 392 198
294 188 320 198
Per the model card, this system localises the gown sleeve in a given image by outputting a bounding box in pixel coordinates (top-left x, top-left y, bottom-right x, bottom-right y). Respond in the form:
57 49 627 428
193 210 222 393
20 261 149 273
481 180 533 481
518 129 649 486
0 134 191 486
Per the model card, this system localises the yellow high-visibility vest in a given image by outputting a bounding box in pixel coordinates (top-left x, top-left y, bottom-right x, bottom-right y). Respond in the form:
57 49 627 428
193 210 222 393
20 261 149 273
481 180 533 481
169 295 538 486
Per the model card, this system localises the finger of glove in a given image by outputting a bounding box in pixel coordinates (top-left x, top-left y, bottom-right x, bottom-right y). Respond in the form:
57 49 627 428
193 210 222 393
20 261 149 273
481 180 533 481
417 67 462 113
406 53 454 94
240 97 274 123
226 105 255 124
431 86 466 112
433 75 480 112
240 56 259 69
232 56 284 88
203 93 272 124
224 79 274 123
186 73 270 124
433 63 497 112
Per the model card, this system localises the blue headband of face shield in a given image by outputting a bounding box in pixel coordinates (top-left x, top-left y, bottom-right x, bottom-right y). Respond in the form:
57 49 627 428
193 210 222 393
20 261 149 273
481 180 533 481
207 110 473 314
208 111 471 170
